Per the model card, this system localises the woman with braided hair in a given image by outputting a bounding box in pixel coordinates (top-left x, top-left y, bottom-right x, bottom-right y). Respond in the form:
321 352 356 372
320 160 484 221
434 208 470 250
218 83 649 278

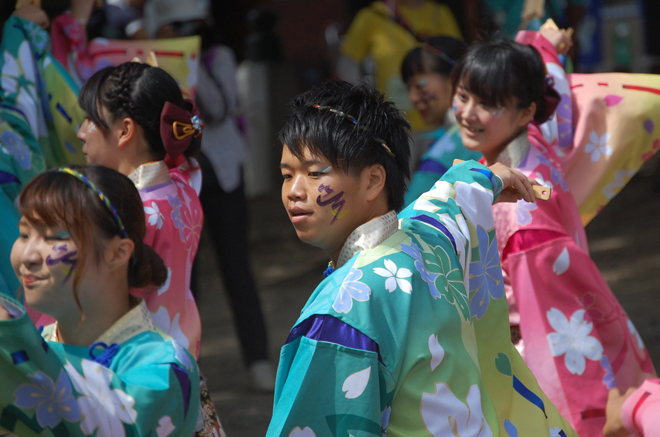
0 165 200 436
73 61 204 359
71 62 226 436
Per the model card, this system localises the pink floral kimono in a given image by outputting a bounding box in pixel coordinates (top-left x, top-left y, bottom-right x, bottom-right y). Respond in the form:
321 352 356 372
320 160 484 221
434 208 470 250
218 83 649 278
130 159 203 359
490 31 660 436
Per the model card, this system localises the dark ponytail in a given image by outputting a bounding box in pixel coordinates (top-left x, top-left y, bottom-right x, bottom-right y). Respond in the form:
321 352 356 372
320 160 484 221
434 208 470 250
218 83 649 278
79 62 202 160
451 39 557 124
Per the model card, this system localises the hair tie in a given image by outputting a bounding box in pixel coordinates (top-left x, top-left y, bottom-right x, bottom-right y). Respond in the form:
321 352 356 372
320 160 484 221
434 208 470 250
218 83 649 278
311 104 396 160
422 43 456 67
534 75 561 125
57 168 128 238
160 100 204 159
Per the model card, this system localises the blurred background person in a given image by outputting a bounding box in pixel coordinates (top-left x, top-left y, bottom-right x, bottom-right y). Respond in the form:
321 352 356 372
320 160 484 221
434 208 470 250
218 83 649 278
143 0 276 392
400 35 481 205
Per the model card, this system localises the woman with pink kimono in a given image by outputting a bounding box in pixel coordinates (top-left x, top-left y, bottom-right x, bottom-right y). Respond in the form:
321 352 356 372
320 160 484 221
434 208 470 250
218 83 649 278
75 61 204 358
449 27 660 436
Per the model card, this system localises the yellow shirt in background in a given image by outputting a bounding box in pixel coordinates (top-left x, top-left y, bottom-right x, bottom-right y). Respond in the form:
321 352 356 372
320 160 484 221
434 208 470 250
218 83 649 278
341 1 461 131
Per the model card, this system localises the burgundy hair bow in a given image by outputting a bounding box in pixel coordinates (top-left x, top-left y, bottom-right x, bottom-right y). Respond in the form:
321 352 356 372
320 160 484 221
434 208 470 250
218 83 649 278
534 76 561 125
160 100 204 159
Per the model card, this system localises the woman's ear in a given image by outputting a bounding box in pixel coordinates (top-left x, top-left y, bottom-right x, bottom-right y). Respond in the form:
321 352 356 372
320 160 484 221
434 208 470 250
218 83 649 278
104 236 135 271
116 117 140 149
517 102 536 128
363 163 387 202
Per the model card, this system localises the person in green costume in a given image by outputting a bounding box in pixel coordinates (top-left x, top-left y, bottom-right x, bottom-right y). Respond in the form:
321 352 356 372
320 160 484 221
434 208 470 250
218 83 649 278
401 35 481 206
0 165 199 436
267 80 577 436
0 4 86 297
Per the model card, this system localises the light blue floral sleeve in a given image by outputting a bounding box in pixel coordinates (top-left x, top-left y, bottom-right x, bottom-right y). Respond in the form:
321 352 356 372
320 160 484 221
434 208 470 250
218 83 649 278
0 295 199 437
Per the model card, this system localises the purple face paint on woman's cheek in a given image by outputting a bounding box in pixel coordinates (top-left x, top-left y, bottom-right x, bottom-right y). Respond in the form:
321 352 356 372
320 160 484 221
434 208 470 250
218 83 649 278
46 246 78 284
316 184 346 224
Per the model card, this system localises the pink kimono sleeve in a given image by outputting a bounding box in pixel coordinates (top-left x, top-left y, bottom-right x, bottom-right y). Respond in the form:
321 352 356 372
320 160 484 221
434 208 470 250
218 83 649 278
50 13 95 84
621 379 660 436
505 234 655 436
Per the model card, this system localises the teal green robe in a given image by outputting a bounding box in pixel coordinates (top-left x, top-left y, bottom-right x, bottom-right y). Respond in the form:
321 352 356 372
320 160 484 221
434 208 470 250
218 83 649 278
0 16 86 297
0 297 200 436
267 161 577 437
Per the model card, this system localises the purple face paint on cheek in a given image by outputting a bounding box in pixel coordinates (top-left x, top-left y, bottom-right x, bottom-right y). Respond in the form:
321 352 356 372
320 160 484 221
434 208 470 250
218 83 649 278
46 249 78 284
316 184 346 224
318 183 334 195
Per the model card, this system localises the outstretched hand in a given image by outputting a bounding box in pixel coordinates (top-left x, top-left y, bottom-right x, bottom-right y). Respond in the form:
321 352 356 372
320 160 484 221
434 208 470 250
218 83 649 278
603 387 636 437
489 162 539 204
13 3 49 29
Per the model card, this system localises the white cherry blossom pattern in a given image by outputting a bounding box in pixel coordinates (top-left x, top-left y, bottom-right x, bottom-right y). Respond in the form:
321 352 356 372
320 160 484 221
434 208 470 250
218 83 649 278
157 267 172 296
64 359 137 437
421 383 492 437
151 307 190 350
627 319 645 350
546 308 603 375
373 259 412 294
144 202 165 230
288 427 316 437
156 416 175 437
585 131 613 162
552 248 570 276
428 334 445 371
516 200 538 226
332 268 371 314
342 366 371 399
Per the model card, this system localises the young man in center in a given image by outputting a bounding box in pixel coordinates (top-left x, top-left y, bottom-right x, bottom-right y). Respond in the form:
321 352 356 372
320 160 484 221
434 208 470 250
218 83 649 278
269 80 576 437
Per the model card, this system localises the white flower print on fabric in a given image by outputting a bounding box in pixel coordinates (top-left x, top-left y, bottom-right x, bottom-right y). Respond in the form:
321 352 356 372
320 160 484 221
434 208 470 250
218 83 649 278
627 319 645 350
421 383 492 437
288 427 316 437
533 172 554 189
13 370 81 428
157 267 172 296
156 416 175 437
373 259 412 294
152 307 190 349
585 131 613 162
170 339 195 372
428 334 445 371
332 268 371 314
516 200 538 226
454 181 496 230
144 202 165 230
64 359 137 437
342 367 371 399
552 248 570 276
547 308 603 375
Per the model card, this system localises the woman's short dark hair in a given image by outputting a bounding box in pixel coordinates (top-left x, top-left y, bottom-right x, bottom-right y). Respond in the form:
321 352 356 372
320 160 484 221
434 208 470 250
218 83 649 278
401 36 467 83
451 38 548 123
18 165 168 313
279 80 412 212
79 62 201 160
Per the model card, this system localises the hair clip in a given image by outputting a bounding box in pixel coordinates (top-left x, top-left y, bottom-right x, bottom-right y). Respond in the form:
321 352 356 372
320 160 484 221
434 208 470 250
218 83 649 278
58 168 128 238
422 43 456 67
312 104 396 160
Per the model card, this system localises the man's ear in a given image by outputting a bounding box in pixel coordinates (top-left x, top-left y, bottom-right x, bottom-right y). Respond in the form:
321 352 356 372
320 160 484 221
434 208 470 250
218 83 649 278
364 163 387 202
104 236 135 271
116 117 140 149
